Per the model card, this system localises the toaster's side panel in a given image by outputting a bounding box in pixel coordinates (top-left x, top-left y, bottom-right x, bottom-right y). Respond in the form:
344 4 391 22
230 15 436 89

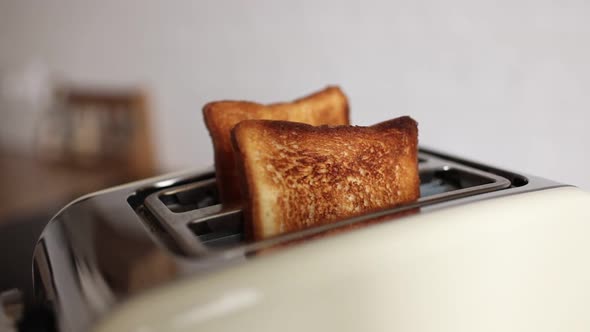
33 219 98 332
31 174 200 332
93 187 590 332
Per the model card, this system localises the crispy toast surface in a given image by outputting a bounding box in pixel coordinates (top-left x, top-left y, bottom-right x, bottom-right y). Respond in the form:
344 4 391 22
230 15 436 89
203 86 349 206
232 116 419 240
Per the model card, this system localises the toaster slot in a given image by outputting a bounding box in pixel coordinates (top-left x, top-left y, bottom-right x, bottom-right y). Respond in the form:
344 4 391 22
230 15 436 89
419 168 494 196
139 152 511 256
157 179 219 212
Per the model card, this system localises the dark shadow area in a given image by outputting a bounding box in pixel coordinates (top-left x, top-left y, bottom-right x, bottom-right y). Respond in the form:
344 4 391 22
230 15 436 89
0 213 51 305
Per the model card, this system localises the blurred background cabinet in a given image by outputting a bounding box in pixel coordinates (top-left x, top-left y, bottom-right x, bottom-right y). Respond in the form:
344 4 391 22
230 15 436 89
0 86 157 222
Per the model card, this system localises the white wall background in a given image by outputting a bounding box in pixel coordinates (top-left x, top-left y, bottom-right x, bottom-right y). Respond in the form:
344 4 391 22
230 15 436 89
1 0 589 188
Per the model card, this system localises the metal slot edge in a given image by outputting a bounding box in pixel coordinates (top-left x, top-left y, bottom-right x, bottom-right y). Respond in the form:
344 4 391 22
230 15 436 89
144 152 511 256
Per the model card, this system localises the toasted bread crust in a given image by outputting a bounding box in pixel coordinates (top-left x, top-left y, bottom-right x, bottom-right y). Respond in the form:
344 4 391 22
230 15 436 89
203 86 349 206
232 116 419 240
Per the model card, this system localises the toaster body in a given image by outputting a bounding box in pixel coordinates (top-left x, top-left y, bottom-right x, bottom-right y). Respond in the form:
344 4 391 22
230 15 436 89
32 148 590 332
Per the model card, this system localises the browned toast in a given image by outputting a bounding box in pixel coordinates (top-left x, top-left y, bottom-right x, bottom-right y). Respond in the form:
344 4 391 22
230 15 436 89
203 86 349 206
231 116 420 240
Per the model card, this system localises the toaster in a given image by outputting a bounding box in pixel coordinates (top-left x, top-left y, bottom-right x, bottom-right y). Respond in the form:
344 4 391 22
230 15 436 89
28 148 590 332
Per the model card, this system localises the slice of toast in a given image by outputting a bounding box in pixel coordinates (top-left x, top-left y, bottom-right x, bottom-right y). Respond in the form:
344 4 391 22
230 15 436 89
203 86 349 206
232 116 420 240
